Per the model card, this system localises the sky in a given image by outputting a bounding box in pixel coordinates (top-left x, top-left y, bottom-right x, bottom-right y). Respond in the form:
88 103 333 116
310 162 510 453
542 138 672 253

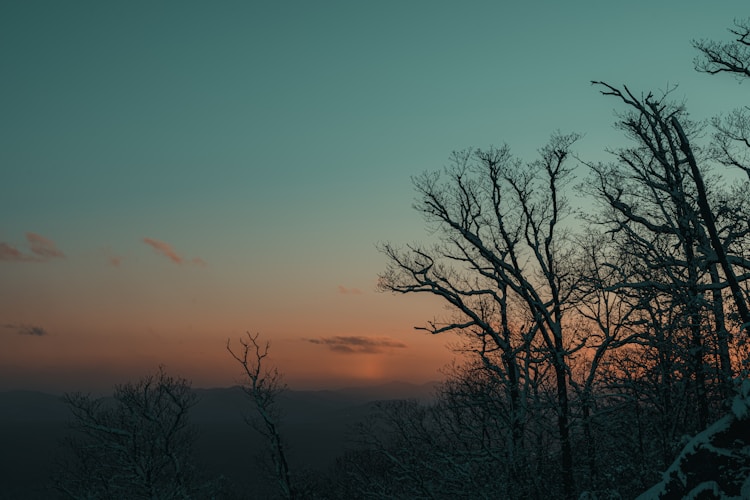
1 1 749 393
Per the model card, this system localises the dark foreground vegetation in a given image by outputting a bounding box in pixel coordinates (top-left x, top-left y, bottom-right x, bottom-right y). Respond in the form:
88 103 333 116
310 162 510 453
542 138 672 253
43 15 750 500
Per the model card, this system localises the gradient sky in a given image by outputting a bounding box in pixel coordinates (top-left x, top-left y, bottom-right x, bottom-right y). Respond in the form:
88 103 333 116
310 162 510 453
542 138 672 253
2 1 748 393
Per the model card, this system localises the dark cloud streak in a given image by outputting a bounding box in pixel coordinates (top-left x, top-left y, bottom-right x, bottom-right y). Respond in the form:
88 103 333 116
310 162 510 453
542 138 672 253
2 323 49 336
305 335 407 354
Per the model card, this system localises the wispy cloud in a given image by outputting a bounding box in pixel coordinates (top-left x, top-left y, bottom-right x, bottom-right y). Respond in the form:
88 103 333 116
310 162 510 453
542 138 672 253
143 237 182 264
2 323 49 336
0 233 64 262
305 335 407 354
338 285 363 295
142 237 207 266
26 232 64 259
0 243 28 261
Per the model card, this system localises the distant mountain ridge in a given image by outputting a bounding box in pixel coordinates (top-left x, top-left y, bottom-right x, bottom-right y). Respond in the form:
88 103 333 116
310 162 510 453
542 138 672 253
0 380 441 499
0 379 439 420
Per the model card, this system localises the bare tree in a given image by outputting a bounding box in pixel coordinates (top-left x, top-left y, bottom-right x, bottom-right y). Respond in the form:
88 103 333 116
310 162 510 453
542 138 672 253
585 82 749 428
693 18 750 79
55 367 216 499
379 133 582 499
619 17 750 498
227 332 294 500
694 17 750 331
575 15 750 493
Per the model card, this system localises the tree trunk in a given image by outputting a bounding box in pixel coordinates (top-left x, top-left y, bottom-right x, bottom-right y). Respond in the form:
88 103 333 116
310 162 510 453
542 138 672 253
554 355 575 499
671 116 750 334
709 264 734 402
581 394 597 489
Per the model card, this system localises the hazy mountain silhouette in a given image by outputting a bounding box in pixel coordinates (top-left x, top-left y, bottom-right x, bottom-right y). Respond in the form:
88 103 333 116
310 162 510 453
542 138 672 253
0 381 439 499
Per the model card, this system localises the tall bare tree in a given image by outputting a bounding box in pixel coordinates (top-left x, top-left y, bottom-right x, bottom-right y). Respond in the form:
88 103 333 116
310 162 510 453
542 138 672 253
626 18 750 497
694 17 750 333
227 332 294 500
584 82 747 428
379 133 581 498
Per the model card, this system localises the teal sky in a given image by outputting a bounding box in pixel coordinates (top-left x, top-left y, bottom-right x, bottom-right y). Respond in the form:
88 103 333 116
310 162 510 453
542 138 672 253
1 1 748 392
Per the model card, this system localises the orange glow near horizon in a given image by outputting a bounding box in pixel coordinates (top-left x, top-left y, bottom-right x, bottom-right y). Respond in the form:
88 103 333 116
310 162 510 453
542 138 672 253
0 273 457 393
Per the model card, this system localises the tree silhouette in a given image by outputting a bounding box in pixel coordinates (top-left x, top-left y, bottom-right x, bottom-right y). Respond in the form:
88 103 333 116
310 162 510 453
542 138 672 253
379 133 583 499
372 16 750 499
227 332 295 500
54 367 218 499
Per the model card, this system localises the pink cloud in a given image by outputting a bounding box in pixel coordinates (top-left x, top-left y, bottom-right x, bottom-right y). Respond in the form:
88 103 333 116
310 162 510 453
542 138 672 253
26 232 64 259
338 285 363 295
0 233 64 262
143 237 183 264
0 243 28 261
142 238 205 266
